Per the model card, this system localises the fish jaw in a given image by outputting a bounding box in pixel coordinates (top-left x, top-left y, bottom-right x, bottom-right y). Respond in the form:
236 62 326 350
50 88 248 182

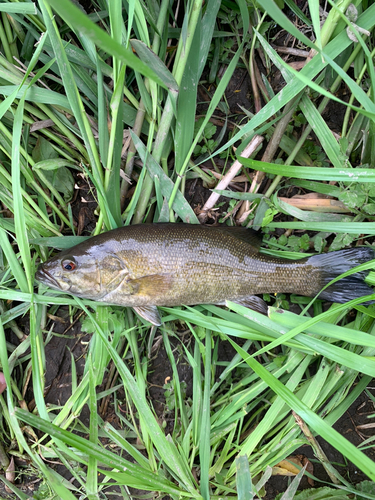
35 264 70 292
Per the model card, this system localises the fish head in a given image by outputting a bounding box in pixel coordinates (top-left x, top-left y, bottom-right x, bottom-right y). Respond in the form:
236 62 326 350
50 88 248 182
36 244 134 301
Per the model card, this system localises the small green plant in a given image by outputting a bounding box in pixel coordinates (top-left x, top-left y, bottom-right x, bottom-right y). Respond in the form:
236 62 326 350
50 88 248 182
193 118 217 156
266 232 311 252
302 140 330 168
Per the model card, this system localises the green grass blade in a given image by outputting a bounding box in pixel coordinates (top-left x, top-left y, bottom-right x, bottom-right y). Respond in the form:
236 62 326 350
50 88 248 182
74 299 198 495
45 0 166 87
240 157 375 182
0 4 37 14
199 329 212 499
14 409 191 495
267 221 375 234
226 337 375 482
131 132 199 223
308 0 322 51
236 456 254 500
212 4 375 157
269 307 375 348
130 40 178 91
258 0 317 50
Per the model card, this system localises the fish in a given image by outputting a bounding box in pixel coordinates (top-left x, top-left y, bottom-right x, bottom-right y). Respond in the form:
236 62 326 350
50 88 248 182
35 223 375 326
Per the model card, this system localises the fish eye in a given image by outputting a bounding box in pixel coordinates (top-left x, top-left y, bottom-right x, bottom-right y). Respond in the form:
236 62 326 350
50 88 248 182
61 257 77 271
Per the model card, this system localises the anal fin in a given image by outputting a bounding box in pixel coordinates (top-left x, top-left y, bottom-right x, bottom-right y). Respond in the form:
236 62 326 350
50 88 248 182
231 295 268 315
133 305 162 326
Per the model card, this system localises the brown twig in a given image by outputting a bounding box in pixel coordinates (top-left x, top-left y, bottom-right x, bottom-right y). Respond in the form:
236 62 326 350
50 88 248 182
198 135 264 223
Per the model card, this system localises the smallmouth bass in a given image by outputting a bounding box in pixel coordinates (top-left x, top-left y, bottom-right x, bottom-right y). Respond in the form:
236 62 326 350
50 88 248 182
36 223 375 325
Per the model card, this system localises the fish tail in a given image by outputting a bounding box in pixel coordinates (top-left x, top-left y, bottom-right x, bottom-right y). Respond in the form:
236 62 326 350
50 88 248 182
308 247 375 304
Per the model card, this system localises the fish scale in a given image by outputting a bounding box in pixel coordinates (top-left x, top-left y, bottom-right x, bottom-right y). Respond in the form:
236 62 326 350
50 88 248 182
36 223 375 325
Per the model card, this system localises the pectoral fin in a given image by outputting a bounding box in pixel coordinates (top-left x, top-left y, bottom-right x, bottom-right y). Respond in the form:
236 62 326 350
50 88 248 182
133 305 162 326
127 273 173 296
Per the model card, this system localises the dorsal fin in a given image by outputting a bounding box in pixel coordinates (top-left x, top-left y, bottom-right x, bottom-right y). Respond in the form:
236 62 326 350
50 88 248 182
216 227 263 252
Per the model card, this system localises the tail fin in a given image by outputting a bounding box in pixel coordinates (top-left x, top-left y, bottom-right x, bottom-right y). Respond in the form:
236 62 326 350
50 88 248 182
308 247 375 304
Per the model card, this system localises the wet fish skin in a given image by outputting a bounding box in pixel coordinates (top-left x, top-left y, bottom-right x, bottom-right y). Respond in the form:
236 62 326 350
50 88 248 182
35 223 374 325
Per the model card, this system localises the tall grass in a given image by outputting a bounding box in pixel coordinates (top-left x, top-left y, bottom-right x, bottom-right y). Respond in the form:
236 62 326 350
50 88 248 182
0 0 375 498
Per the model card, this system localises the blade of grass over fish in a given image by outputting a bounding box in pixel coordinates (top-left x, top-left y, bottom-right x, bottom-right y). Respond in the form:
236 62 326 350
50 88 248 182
74 299 197 495
44 0 166 87
30 236 89 248
226 337 375 482
240 158 375 182
212 4 375 158
161 306 314 354
131 132 199 223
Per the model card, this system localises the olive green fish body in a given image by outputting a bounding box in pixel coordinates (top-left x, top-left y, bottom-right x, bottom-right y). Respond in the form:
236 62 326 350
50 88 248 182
36 224 374 324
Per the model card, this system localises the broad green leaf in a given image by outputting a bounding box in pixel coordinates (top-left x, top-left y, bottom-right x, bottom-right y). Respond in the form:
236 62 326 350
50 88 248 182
33 159 78 170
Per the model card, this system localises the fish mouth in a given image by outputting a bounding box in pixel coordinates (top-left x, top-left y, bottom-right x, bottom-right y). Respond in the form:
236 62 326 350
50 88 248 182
35 266 62 290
